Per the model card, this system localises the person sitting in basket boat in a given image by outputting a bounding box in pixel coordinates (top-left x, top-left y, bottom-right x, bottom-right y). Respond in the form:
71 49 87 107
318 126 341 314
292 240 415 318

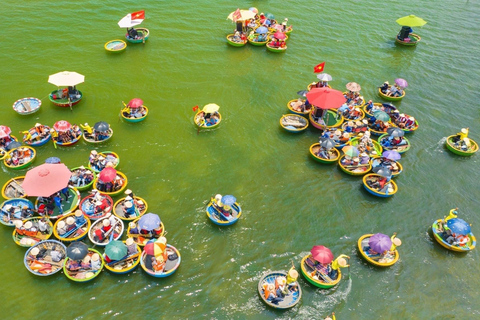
328 255 350 280
126 237 138 255
379 81 389 94
127 27 139 39
364 100 374 113
397 26 413 41
316 146 331 159
81 255 91 269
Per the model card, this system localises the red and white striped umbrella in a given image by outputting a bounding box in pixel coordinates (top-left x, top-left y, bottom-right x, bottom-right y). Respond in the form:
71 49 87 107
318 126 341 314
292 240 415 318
0 125 12 138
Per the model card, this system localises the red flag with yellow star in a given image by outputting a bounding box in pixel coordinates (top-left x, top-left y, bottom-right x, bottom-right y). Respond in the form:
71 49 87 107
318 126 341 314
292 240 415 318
313 62 325 73
131 10 145 20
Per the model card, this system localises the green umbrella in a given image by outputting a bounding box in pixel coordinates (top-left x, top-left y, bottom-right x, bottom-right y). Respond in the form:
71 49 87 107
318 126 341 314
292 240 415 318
105 240 127 260
396 15 427 27
265 13 275 20
342 146 359 158
373 110 390 122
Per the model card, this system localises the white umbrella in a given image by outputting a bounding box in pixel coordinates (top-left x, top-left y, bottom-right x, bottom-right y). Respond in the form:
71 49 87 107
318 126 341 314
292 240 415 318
316 73 333 81
227 10 256 22
48 71 85 87
118 13 144 28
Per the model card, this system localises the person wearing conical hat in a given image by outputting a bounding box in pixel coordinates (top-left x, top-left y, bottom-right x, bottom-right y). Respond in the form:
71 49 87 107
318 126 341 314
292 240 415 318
128 222 139 234
102 218 111 233
124 201 136 218
81 255 91 269
91 253 101 270
390 233 402 252
38 217 48 233
153 255 166 272
57 220 67 235
126 237 138 255
20 205 33 219
80 123 93 136
286 267 299 292
329 255 350 280
74 210 86 224
66 216 76 232
380 81 389 94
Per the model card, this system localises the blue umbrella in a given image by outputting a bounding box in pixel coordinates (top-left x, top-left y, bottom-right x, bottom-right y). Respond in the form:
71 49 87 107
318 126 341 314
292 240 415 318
138 213 161 231
382 150 401 161
256 26 268 34
221 195 236 206
45 157 61 164
446 218 471 235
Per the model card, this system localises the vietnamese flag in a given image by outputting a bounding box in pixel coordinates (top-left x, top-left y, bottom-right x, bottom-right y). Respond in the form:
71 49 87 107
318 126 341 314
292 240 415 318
314 62 325 73
131 10 145 20
232 8 242 22
192 105 199 112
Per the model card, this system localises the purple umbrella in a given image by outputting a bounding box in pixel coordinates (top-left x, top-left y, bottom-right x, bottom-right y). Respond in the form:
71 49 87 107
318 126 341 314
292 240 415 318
395 78 408 88
45 157 61 164
368 233 392 253
382 150 401 161
138 213 161 231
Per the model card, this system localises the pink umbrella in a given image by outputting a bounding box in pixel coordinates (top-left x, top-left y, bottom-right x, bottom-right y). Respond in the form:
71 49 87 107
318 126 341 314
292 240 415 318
22 163 72 197
273 31 286 40
310 245 334 264
127 98 143 109
0 125 12 138
273 24 284 31
98 167 117 183
306 88 347 109
53 120 72 132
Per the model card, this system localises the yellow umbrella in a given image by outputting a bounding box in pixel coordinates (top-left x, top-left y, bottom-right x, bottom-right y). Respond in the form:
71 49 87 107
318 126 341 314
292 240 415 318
227 10 256 22
396 15 427 27
203 103 220 113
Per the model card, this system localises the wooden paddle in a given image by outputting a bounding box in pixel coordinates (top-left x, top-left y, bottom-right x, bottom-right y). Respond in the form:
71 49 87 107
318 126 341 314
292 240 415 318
107 252 141 267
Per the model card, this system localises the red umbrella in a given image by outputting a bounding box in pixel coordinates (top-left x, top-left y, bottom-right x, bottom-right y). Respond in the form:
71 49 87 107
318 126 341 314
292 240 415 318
127 98 143 109
310 245 334 264
0 125 12 138
22 163 72 197
98 167 117 183
306 88 346 109
53 120 72 132
273 31 286 40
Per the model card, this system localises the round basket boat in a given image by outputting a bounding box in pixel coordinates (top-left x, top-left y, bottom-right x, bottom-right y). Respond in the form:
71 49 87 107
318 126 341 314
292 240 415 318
349 137 383 157
0 135 18 160
396 119 419 134
3 146 36 170
126 217 165 247
63 248 104 282
140 244 181 277
309 110 344 130
2 176 26 199
82 128 113 144
266 42 287 53
53 129 82 147
13 216 54 247
121 105 148 123
194 111 222 129
363 174 398 198
395 33 421 46
309 143 340 164
342 92 366 108
0 198 34 227
12 97 42 115
23 126 51 147
226 34 247 47
125 28 149 43
445 135 478 156
112 196 148 221
431 219 476 252
53 212 91 242
92 171 128 197
258 270 302 309
378 134 411 154
287 99 312 116
104 242 141 274
358 234 399 267
24 240 67 276
35 186 81 220
338 154 371 176
104 39 127 52
247 33 268 46
205 200 242 226
88 150 120 173
79 193 113 220
48 90 83 107
300 254 342 289
371 157 403 178
69 167 96 192
366 121 396 137
88 215 124 246
378 87 406 101
280 114 308 132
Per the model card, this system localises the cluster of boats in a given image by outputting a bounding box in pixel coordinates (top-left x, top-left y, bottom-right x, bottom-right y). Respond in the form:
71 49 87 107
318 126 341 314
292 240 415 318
280 76 420 198
226 8 292 53
0 152 181 281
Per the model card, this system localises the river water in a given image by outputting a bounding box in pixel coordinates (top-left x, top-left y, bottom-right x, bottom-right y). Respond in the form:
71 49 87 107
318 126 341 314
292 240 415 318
1 0 480 319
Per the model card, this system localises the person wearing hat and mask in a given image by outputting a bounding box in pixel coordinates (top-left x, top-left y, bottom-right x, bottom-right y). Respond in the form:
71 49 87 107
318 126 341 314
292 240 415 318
66 216 76 232
379 81 389 94
329 255 350 280
126 237 138 255
74 210 86 225
102 219 112 234
129 222 139 234
91 253 101 270
124 201 136 218
57 220 67 236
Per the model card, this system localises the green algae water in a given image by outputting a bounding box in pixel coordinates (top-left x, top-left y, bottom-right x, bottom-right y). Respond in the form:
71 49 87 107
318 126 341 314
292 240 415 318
1 0 480 318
